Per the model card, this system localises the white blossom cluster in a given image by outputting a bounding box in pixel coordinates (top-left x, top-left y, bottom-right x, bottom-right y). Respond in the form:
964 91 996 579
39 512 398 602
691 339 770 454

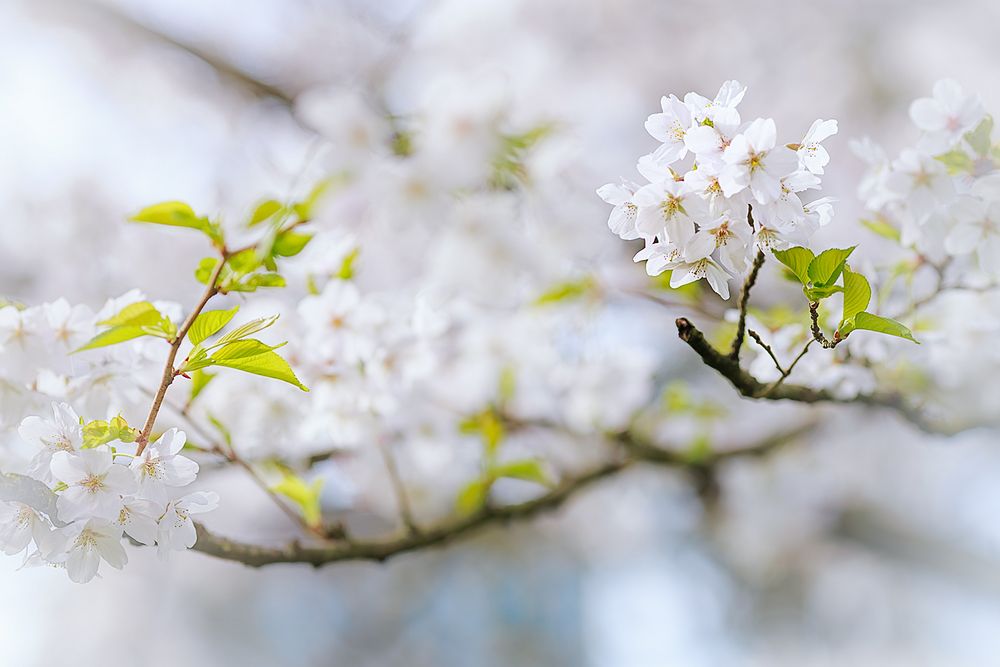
598 81 837 298
853 79 995 276
1 404 216 583
0 297 218 582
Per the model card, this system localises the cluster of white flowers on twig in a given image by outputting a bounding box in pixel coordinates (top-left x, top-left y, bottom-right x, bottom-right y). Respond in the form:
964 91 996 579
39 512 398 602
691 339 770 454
598 81 837 299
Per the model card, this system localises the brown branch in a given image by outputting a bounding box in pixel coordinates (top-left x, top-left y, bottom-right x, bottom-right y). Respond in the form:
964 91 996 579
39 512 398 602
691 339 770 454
808 301 841 349
730 248 766 361
135 259 226 454
189 422 818 568
676 317 949 433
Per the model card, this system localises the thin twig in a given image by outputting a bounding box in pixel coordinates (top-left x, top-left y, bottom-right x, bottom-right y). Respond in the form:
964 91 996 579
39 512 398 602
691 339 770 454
808 301 840 349
730 243 766 361
748 329 785 374
378 437 420 535
135 259 225 455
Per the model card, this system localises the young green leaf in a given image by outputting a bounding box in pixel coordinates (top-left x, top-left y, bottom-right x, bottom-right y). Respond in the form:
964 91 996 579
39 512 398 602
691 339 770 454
860 218 901 242
188 306 239 346
843 312 919 343
807 246 856 287
131 201 206 230
966 115 993 157
272 231 313 257
74 325 152 353
771 246 814 285
211 339 284 362
337 248 360 280
189 369 216 402
215 315 280 346
211 349 308 391
249 200 284 227
455 479 491 515
271 472 324 527
840 268 872 325
491 459 551 487
533 276 597 306
82 415 136 448
99 301 161 327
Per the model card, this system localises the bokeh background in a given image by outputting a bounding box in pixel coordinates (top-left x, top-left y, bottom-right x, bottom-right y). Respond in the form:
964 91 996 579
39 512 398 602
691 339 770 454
3 0 1000 665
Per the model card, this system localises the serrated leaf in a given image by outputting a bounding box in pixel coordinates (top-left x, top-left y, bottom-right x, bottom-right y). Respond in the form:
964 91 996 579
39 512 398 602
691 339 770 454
212 339 284 362
772 246 814 285
803 284 843 301
99 301 160 327
843 311 919 343
215 315 280 346
841 268 872 325
455 479 490 515
966 115 993 157
211 349 308 391
860 218 901 241
188 307 239 345
249 200 284 227
491 459 551 486
808 246 856 287
74 325 152 353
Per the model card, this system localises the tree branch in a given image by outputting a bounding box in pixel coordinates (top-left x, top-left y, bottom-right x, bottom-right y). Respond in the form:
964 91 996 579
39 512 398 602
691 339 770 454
675 317 948 433
189 421 817 568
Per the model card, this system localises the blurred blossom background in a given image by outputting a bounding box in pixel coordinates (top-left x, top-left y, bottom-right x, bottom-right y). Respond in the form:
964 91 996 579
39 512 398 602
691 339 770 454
2 0 1000 665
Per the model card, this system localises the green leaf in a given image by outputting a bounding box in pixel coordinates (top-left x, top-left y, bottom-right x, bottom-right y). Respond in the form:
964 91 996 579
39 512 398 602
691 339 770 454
272 231 313 257
455 479 490 515
860 218 901 242
215 315 280 346
807 247 856 287
842 312 919 343
99 302 161 327
772 246 814 285
249 200 283 227
131 201 205 230
292 179 333 220
533 276 597 306
211 349 308 391
459 410 505 456
840 268 871 325
74 325 152 353
195 258 221 285
936 149 974 174
966 115 993 157
188 307 239 346
82 415 136 448
189 369 216 402
206 412 233 448
491 459 550 486
803 284 843 301
271 472 324 527
336 248 360 280
212 339 284 362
